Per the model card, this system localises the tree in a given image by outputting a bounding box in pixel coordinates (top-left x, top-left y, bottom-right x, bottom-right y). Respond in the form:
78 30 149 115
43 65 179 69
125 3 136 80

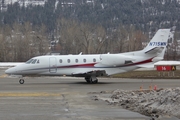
126 26 146 52
33 24 49 56
3 22 50 62
0 25 12 61
109 25 128 53
77 22 107 54
57 18 80 54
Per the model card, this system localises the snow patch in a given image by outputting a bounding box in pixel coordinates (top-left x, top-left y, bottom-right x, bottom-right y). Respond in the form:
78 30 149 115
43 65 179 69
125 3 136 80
91 88 180 119
0 62 24 67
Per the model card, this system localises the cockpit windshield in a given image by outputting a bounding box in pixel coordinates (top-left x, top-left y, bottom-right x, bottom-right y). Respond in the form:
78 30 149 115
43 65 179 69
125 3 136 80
26 59 39 64
31 59 37 64
26 59 34 64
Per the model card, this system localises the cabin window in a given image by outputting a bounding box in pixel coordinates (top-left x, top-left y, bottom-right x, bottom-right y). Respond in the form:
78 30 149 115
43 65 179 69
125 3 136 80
93 58 96 62
83 59 86 63
59 59 63 63
26 59 33 64
67 59 70 63
75 59 78 63
31 59 37 64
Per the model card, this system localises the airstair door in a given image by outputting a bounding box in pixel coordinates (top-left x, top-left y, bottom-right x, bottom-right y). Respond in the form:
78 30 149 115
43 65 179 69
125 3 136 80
49 57 57 73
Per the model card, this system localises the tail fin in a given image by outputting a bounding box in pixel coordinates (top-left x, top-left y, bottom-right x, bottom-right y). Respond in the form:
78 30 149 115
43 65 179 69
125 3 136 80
143 29 171 59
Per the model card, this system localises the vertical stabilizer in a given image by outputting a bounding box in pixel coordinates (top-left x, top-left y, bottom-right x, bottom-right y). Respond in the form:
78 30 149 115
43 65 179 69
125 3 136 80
143 29 171 59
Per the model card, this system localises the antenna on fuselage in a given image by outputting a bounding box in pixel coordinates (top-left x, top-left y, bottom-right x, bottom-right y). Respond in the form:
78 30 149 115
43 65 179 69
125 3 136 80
79 52 83 55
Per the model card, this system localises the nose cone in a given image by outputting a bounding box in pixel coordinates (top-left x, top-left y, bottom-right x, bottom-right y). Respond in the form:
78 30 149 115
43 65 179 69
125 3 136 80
5 67 16 75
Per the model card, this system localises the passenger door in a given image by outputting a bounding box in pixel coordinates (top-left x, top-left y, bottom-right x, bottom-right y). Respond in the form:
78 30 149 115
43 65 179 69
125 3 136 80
49 57 57 73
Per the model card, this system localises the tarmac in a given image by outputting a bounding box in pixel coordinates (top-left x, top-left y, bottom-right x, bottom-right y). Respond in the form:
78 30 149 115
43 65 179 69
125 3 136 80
0 68 180 120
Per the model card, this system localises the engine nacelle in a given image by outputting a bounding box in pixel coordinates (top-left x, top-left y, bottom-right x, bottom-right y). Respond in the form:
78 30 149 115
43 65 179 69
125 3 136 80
99 54 134 67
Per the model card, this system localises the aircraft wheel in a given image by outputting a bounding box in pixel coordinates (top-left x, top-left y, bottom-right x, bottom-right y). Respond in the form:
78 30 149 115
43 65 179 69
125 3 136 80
93 79 98 84
89 78 98 84
85 77 98 84
85 77 91 83
19 79 24 84
86 79 91 83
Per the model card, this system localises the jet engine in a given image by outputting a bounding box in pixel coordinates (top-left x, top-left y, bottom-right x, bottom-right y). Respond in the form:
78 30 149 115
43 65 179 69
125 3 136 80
99 54 134 67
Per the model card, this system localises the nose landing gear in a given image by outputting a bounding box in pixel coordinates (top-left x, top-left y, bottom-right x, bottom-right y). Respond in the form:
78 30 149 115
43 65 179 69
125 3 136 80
85 76 98 84
19 79 25 84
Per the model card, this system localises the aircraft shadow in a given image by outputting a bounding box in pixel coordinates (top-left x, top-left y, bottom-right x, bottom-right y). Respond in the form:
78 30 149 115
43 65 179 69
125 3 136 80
19 81 118 85
66 81 115 85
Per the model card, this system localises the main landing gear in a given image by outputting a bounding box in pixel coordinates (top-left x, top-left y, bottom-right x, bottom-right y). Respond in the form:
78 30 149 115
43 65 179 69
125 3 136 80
85 76 98 84
19 79 25 84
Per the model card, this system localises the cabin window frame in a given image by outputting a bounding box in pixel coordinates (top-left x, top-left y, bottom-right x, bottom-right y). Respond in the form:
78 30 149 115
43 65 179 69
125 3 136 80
67 59 70 63
59 59 63 63
83 59 86 63
75 59 78 63
93 58 96 62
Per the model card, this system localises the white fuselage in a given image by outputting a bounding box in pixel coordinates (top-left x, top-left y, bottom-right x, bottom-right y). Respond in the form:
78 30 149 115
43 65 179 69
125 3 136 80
5 51 157 77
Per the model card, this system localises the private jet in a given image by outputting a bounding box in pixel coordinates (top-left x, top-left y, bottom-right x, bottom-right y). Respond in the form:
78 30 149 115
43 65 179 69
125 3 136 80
5 29 171 84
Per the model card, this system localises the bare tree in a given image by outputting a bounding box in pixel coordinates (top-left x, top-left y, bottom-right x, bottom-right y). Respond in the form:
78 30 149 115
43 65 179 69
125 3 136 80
11 22 24 61
21 22 34 60
0 22 50 62
56 18 79 54
0 28 3 61
90 25 107 54
110 25 128 53
0 25 12 61
33 24 49 56
56 19 108 54
77 23 107 54
126 26 147 52
166 31 179 60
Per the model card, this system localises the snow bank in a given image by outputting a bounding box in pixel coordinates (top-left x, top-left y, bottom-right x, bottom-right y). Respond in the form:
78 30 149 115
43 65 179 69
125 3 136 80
91 88 180 119
0 62 24 68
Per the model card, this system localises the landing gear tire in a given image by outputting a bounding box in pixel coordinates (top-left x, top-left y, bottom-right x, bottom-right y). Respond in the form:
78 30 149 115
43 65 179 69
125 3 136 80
85 77 98 84
93 79 98 84
19 79 24 84
85 77 91 83
86 79 91 83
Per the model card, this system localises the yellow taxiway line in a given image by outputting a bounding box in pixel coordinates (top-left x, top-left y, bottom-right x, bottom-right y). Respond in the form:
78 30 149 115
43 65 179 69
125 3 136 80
0 74 7 78
0 92 61 97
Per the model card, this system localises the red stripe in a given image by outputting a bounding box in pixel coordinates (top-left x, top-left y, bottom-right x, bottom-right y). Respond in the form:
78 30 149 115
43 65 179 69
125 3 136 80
121 58 153 67
57 63 96 68
56 58 153 68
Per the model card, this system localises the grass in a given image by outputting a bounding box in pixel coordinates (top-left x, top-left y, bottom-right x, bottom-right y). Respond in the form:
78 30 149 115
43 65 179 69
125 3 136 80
111 70 180 79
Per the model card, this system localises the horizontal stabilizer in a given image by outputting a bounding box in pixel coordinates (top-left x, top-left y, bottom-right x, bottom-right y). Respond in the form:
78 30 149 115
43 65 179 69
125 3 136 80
137 63 154 68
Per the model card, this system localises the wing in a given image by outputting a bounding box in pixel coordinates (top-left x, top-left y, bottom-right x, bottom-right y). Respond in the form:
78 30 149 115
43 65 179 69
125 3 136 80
72 70 107 77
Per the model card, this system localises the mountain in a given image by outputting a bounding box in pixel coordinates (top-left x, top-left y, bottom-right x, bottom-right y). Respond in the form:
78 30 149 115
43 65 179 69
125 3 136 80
0 0 180 33
1 0 180 61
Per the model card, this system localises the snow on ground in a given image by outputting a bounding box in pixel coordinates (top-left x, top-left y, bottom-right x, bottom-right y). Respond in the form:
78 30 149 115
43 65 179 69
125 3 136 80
91 88 180 119
0 62 24 68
